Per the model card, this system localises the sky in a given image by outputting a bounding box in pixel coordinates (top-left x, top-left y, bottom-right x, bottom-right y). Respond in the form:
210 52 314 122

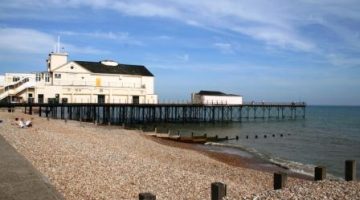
0 0 360 105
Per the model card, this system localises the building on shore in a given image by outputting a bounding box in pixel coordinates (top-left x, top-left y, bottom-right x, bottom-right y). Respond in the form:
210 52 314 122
0 50 158 104
191 90 243 105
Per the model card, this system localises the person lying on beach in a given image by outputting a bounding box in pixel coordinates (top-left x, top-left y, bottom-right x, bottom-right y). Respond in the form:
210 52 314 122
18 118 26 128
17 118 32 128
25 120 32 127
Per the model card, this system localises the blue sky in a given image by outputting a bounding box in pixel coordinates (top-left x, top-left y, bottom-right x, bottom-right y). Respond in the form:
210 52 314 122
1 1 360 105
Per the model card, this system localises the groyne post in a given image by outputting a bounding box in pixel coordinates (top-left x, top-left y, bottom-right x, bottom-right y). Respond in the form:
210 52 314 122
211 182 227 200
274 172 287 190
345 160 356 181
314 166 326 181
139 192 156 200
45 107 49 119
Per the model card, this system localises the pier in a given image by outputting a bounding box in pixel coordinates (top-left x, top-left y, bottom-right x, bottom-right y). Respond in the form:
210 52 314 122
1 102 306 124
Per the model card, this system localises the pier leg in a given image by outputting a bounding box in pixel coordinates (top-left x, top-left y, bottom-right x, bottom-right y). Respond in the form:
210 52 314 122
345 160 356 181
29 105 32 115
45 107 49 118
303 107 306 119
211 182 226 200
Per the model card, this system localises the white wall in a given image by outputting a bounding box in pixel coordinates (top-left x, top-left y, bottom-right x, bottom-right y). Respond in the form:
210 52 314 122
34 85 158 104
192 94 243 105
0 75 4 87
40 61 158 103
53 62 155 90
1 55 158 104
48 53 68 72
3 73 36 86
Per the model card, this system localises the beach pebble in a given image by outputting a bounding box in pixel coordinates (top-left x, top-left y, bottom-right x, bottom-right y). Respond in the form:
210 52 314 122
0 111 359 200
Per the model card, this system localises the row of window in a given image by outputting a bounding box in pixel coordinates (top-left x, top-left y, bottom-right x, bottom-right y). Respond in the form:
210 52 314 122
35 73 61 81
36 74 50 82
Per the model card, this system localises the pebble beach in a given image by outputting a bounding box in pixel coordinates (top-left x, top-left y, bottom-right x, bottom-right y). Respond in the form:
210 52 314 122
0 110 359 199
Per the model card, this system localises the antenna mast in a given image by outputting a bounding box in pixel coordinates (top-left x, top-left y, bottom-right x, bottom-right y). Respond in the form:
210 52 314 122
57 36 61 53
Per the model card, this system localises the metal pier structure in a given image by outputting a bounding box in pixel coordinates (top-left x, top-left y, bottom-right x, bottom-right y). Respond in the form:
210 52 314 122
1 102 306 124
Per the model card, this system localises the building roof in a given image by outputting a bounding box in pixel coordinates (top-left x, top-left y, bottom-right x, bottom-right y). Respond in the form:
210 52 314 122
74 61 154 77
196 90 241 96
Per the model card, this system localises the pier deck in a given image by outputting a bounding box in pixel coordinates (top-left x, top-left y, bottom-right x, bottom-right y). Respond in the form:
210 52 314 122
0 102 306 124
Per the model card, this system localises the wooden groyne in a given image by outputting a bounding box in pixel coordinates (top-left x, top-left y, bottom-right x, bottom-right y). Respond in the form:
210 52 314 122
0 102 306 124
144 131 233 144
139 160 357 199
143 127 293 144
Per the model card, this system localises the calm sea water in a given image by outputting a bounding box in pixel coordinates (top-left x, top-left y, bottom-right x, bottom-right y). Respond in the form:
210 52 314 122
163 106 360 178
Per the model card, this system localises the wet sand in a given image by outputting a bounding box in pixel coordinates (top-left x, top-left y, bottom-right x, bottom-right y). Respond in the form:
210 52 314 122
147 136 312 180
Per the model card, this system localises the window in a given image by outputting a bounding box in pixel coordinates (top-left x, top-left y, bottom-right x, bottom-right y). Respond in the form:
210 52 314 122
38 94 44 103
132 96 139 104
45 74 50 82
55 74 61 79
70 66 74 69
13 77 20 82
28 93 33 98
36 74 41 81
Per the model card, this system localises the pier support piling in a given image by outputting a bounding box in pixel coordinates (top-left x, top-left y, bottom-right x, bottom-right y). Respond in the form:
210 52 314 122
0 102 306 123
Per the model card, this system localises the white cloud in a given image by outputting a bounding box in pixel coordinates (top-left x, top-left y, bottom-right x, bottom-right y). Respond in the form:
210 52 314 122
59 31 143 45
111 2 181 18
0 27 54 53
327 54 360 68
1 1 360 53
65 44 110 55
0 27 109 55
178 54 189 62
214 42 234 54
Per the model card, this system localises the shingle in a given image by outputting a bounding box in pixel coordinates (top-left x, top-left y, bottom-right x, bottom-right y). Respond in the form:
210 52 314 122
74 61 154 77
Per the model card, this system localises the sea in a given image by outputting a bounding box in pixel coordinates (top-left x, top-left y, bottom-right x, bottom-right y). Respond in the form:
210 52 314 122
163 106 360 179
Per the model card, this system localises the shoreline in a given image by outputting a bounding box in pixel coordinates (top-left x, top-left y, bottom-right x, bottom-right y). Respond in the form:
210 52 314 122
145 134 313 180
